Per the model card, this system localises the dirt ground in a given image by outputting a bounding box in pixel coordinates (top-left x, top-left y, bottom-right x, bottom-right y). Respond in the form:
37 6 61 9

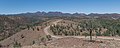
22 37 120 48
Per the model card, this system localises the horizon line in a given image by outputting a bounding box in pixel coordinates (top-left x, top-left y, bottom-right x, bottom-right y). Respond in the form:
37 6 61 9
0 11 120 15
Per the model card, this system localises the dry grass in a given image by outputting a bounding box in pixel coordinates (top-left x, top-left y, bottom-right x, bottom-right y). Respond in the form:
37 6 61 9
0 26 45 48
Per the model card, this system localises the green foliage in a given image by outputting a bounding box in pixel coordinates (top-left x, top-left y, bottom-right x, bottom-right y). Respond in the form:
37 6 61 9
32 40 35 44
96 32 101 36
27 25 30 30
102 30 110 36
13 41 21 48
46 35 52 41
116 30 120 36
82 32 89 36
41 37 46 42
50 24 81 36
37 27 39 31
80 19 120 36
32 28 34 31
40 36 47 46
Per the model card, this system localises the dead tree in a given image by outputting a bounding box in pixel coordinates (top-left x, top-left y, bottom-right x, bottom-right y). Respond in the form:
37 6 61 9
89 29 92 41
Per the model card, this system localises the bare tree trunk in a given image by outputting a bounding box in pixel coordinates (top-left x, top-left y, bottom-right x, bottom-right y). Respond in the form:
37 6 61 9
90 29 92 41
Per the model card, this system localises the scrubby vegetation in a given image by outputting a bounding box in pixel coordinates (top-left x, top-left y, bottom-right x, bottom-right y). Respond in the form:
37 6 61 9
0 12 120 48
50 18 120 37
13 41 21 48
50 24 81 36
0 16 50 41
79 19 120 36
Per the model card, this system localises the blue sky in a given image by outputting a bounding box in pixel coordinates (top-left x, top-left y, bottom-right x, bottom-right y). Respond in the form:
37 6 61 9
0 0 120 14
